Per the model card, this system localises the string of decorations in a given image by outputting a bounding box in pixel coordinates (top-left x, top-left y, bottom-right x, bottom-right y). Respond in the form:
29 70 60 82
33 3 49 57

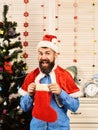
91 0 97 72
73 0 78 63
23 0 29 61
55 0 61 44
41 0 46 35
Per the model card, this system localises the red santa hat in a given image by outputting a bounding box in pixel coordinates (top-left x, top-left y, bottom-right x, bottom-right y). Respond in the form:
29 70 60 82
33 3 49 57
37 34 59 53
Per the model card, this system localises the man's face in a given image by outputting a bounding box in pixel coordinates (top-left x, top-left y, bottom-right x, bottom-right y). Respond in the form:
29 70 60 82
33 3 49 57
38 47 57 74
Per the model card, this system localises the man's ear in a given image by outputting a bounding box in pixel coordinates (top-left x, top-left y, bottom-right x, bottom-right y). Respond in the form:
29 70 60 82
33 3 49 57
55 52 60 58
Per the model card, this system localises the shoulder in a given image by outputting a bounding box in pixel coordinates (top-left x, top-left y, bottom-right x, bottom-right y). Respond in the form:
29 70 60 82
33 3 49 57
25 68 40 81
55 65 71 76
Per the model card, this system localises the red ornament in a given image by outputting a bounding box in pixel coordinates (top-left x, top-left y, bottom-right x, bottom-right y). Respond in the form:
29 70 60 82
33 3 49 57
58 40 61 43
55 28 58 31
23 41 28 46
24 11 29 17
23 52 28 58
58 4 61 6
41 5 44 7
73 59 77 63
55 16 58 18
24 22 29 27
43 16 46 19
43 29 46 31
4 62 13 74
74 16 78 19
23 31 29 36
24 0 29 4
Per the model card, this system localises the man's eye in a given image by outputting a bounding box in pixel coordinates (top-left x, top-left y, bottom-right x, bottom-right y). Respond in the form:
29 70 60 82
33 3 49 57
38 52 42 55
46 52 50 55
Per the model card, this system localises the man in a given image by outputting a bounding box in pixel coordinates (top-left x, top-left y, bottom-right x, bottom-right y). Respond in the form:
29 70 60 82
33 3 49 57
18 34 82 130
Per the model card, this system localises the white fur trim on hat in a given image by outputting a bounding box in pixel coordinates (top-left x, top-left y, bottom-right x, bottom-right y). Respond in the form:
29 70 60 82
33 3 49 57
37 37 58 53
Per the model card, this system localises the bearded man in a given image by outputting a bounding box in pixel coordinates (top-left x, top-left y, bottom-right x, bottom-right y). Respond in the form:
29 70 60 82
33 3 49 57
18 34 82 130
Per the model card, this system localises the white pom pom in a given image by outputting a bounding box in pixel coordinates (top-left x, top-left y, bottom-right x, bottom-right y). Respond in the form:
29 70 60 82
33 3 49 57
52 38 57 44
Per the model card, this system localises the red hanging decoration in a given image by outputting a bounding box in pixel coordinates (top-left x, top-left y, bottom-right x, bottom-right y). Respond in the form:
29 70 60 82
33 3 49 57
24 11 29 17
55 0 61 43
43 16 46 19
41 5 44 7
73 59 77 63
55 28 58 31
43 29 46 31
23 52 28 58
73 0 78 63
58 40 61 43
74 16 78 19
23 41 28 46
23 31 29 36
55 16 58 18
57 4 61 7
24 0 29 4
23 0 29 64
24 22 29 27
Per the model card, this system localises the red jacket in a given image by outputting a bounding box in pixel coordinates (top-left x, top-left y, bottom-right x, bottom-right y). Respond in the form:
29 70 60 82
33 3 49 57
20 66 80 97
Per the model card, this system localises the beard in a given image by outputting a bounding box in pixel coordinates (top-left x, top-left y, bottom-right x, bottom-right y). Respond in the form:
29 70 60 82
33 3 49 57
39 59 55 75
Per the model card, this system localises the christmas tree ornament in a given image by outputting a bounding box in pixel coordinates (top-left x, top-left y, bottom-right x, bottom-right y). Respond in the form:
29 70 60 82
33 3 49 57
8 27 16 36
2 109 7 114
0 75 3 80
0 86 2 91
4 62 13 74
0 67 3 71
0 29 4 35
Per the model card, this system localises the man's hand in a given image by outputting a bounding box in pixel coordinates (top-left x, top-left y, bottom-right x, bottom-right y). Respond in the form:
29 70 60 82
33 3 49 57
28 83 36 96
48 83 62 95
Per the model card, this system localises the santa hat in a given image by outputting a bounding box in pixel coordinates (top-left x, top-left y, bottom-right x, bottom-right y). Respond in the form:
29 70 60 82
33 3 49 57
37 34 59 53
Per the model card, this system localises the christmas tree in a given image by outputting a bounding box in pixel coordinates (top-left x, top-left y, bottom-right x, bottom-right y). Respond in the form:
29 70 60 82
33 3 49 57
0 5 31 130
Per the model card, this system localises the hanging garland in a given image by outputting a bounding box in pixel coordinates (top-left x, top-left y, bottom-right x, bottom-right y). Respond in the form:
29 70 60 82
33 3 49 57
73 0 78 63
23 0 29 60
41 0 46 34
91 0 97 73
55 0 61 43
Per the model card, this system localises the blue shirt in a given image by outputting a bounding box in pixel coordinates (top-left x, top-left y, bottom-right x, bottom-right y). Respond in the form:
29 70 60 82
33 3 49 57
20 89 79 130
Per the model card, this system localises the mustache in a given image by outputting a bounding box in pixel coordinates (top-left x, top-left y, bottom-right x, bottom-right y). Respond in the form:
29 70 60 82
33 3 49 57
39 59 50 64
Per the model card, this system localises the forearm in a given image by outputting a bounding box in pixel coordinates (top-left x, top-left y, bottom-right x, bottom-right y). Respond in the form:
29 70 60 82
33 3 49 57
58 90 80 112
20 94 34 112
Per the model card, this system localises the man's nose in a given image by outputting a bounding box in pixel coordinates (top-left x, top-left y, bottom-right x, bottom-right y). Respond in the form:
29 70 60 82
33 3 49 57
41 54 47 59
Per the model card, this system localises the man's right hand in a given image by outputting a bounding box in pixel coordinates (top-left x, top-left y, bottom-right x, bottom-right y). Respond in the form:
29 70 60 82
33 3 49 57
28 83 36 96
